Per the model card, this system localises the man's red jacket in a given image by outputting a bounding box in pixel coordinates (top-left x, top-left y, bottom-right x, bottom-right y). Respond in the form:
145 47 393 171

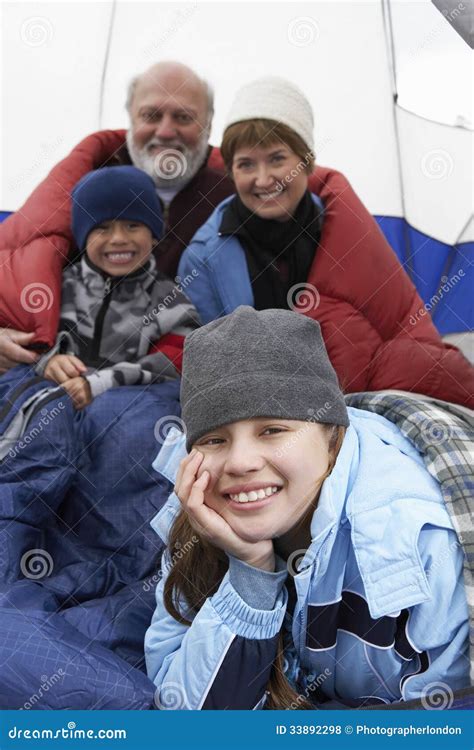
0 129 472 407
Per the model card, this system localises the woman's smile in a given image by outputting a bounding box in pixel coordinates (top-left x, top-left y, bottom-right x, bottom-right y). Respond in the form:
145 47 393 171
232 144 308 221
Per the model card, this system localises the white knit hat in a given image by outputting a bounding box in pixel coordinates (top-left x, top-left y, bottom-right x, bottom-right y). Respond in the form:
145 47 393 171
224 76 314 151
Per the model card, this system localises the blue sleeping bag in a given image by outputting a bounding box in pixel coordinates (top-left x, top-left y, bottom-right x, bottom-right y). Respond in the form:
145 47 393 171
0 365 180 709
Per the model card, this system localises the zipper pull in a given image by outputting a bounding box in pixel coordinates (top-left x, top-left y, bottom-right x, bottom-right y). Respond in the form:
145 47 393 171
163 204 170 231
103 278 112 298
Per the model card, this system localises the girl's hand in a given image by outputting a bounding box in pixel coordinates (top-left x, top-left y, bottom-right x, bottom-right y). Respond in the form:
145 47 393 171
44 354 88 384
175 450 275 571
62 376 93 410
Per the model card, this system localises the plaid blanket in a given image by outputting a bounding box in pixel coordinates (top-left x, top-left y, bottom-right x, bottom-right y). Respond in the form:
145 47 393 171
345 391 474 684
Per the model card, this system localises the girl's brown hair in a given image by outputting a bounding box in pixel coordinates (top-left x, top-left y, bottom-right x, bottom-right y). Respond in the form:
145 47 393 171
163 423 346 710
221 118 315 176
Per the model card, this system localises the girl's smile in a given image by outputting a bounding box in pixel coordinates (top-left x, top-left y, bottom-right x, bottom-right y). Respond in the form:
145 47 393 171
223 484 283 510
194 417 331 542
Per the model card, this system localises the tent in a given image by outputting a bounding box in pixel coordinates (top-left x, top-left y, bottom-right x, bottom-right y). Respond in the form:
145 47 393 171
1 0 472 339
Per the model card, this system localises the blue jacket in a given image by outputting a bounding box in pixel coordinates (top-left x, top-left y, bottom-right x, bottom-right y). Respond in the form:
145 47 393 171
145 408 468 709
177 194 323 325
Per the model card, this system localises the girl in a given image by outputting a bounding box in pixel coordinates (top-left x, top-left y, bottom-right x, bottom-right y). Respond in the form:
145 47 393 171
145 306 469 709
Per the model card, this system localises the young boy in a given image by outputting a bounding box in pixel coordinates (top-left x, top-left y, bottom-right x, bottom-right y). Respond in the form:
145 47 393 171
36 166 199 408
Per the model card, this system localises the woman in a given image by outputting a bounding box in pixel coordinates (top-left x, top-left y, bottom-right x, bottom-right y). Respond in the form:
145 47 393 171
177 76 473 406
145 307 468 709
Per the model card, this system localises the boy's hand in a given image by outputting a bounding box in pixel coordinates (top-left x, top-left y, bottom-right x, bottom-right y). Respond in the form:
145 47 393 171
44 354 87 384
62 376 93 410
175 451 275 572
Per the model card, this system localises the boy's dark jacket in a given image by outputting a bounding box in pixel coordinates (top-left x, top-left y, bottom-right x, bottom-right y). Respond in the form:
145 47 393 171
35 255 199 395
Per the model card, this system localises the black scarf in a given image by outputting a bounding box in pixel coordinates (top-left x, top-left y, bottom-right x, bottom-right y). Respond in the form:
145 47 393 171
219 191 322 309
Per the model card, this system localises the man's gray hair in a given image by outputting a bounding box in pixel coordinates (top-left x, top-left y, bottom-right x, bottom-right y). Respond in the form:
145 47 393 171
125 69 214 126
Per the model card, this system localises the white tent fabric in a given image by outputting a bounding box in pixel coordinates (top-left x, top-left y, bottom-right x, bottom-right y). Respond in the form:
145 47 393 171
1 0 472 248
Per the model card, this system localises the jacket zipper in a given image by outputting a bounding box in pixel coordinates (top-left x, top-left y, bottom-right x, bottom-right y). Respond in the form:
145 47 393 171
295 528 336 657
88 278 113 363
162 204 170 232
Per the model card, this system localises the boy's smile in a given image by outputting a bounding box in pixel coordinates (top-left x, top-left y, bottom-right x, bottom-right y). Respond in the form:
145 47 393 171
86 219 155 276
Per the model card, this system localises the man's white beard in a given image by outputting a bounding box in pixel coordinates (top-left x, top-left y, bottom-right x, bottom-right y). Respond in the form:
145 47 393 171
126 129 210 190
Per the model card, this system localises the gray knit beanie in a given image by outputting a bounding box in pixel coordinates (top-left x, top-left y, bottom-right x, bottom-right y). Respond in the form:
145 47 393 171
181 306 348 450
224 76 314 151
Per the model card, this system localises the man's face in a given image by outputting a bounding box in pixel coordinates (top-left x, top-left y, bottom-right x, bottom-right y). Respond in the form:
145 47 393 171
127 71 211 188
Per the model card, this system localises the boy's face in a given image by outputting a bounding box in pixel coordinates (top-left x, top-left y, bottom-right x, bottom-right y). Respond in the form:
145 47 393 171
193 417 330 544
86 219 154 276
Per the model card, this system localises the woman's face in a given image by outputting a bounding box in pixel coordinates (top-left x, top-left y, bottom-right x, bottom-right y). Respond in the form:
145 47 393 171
231 142 309 222
193 418 330 544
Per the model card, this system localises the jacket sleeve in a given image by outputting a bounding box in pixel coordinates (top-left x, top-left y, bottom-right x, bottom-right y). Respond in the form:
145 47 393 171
85 353 180 397
177 244 225 325
399 526 469 702
145 551 287 710
34 331 77 377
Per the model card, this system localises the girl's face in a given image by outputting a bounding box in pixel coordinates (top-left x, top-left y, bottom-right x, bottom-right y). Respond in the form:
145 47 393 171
193 418 330 544
231 143 309 222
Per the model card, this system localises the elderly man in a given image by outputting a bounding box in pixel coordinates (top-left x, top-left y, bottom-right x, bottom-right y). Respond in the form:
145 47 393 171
0 61 232 372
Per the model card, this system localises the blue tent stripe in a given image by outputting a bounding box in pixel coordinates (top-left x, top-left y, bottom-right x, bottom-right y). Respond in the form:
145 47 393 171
0 210 471 335
375 216 473 335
